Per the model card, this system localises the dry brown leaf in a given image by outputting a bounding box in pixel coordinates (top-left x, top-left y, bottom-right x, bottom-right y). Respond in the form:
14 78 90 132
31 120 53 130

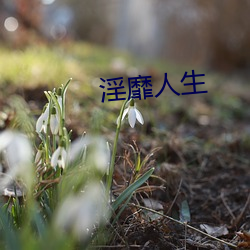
237 231 250 248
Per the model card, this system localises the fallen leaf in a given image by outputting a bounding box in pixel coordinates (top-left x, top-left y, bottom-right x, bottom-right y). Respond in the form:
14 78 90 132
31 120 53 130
179 199 191 222
143 198 163 210
237 231 250 248
200 224 228 237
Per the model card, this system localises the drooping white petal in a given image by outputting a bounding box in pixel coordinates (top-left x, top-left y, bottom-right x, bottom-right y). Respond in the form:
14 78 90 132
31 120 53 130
44 103 50 118
116 116 120 125
36 113 45 133
41 121 48 133
57 96 63 111
0 130 33 190
59 148 67 169
54 182 109 240
67 136 109 172
50 114 59 135
135 109 144 125
35 149 43 164
36 104 50 134
5 133 32 170
57 158 65 169
51 147 61 168
117 107 129 125
92 138 110 173
67 136 89 163
121 107 129 121
0 130 13 151
51 146 67 169
128 107 136 128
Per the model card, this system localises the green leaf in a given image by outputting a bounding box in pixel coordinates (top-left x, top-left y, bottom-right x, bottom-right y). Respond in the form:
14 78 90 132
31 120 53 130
0 207 21 250
112 167 154 211
179 199 191 222
112 193 133 225
62 78 72 98
135 152 141 172
33 212 45 237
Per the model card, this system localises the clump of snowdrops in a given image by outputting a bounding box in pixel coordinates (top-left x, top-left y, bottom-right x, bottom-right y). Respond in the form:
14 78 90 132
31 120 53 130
0 79 154 249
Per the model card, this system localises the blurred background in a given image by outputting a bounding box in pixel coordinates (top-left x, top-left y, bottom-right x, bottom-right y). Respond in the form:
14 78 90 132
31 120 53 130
1 0 250 72
1 0 250 137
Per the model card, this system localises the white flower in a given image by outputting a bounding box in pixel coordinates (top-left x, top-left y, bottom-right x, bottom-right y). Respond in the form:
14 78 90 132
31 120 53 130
54 182 109 240
56 87 63 111
67 135 110 173
35 144 43 165
50 106 60 135
36 104 50 133
121 101 144 128
0 130 33 190
51 145 67 169
57 95 63 111
90 137 110 173
35 148 42 164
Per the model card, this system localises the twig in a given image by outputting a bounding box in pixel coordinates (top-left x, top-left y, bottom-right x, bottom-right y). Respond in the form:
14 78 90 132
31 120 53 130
221 190 236 221
129 203 237 249
34 179 59 198
184 221 187 250
233 192 250 227
89 245 141 248
166 178 183 215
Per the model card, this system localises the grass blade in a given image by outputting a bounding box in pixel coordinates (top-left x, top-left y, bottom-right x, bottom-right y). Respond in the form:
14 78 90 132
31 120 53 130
112 167 154 211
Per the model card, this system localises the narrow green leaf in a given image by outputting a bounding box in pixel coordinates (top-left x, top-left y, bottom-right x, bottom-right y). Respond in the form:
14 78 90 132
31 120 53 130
112 193 133 225
135 152 141 172
0 208 21 250
179 199 191 222
32 210 45 237
112 167 154 211
62 78 72 97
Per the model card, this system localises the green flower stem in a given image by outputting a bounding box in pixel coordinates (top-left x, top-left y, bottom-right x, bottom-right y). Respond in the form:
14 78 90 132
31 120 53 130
49 92 63 136
52 134 56 152
45 97 53 164
44 138 49 165
61 78 71 127
63 127 70 150
106 98 129 196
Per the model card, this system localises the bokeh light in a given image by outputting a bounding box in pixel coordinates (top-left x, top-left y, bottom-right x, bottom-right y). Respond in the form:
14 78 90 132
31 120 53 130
41 0 55 5
4 17 19 32
50 24 67 40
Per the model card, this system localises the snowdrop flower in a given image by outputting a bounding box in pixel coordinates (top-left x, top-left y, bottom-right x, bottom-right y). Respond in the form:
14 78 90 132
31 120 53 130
89 137 110 173
56 87 63 111
57 95 63 112
51 143 67 169
54 182 109 240
0 130 33 190
67 135 110 173
36 103 50 133
50 106 60 135
35 144 43 165
121 99 144 128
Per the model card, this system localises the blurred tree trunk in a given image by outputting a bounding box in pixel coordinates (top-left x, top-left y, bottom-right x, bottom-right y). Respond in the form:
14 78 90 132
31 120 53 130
66 0 114 44
15 0 42 45
16 0 41 31
161 0 250 71
206 0 250 71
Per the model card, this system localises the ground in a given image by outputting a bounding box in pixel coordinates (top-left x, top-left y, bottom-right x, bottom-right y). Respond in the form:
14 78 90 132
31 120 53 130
0 42 249 249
